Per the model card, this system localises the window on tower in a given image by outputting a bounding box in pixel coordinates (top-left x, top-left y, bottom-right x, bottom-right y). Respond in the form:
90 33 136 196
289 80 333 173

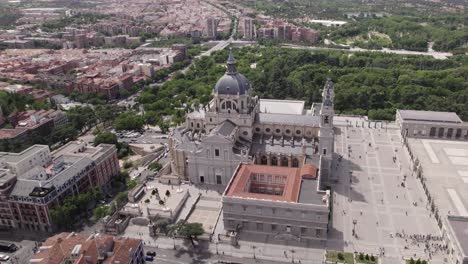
324 116 329 124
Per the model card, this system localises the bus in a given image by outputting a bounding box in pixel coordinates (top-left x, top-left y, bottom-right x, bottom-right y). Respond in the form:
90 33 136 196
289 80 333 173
0 241 17 252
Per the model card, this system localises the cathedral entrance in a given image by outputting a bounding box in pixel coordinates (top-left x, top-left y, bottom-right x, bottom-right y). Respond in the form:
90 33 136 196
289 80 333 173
200 176 205 183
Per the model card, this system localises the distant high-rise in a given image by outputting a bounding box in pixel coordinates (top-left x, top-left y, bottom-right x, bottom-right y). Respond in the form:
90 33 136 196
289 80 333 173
243 18 254 39
205 17 218 39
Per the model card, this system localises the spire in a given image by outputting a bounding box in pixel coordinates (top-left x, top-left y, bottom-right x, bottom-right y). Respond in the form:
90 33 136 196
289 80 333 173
322 78 334 107
323 78 334 100
227 48 237 74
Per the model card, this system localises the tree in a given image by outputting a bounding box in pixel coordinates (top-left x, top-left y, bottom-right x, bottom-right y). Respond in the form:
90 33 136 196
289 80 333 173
127 179 138 190
178 222 204 245
114 111 144 131
94 131 118 146
149 162 162 171
123 161 133 169
154 218 170 234
159 121 170 134
66 106 96 132
415 259 421 264
93 205 109 220
51 125 78 145
337 252 344 260
370 255 375 262
359 253 364 260
409 258 415 264
116 191 128 206
165 190 171 196
95 105 122 126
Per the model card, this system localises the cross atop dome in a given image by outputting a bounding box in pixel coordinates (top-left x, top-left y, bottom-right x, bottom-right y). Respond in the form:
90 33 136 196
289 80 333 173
227 48 237 74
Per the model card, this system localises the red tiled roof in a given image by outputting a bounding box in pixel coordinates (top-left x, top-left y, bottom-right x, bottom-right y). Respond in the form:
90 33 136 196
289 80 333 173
225 164 317 203
30 232 141 264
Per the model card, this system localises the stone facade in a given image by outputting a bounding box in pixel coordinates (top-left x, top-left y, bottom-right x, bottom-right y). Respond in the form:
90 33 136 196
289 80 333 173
168 51 335 187
396 109 468 141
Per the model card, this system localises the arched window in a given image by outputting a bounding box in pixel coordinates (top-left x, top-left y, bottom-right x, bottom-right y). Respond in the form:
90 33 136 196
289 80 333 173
447 128 453 138
456 128 462 138
429 127 436 137
221 102 226 109
292 158 299 168
191 122 194 127
438 127 444 138
281 157 289 167
226 101 232 109
197 123 200 128
260 155 267 165
241 101 244 109
271 156 278 166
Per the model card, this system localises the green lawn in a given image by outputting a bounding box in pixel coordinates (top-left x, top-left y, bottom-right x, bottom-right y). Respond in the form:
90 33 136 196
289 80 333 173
326 251 355 264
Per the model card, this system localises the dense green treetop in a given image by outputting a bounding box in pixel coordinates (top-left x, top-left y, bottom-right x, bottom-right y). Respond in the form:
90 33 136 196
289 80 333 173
140 46 467 121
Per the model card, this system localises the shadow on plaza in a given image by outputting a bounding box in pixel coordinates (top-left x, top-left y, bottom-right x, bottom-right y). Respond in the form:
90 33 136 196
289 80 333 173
173 239 215 263
326 226 345 251
331 154 367 204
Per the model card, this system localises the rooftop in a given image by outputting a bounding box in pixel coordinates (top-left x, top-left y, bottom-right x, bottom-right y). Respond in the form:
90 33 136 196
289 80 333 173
398 109 463 123
259 99 305 115
225 164 325 205
30 232 142 264
447 216 468 257
255 113 320 127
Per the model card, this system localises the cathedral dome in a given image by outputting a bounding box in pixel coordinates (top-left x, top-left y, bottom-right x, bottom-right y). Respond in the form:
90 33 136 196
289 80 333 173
214 73 250 95
214 49 251 95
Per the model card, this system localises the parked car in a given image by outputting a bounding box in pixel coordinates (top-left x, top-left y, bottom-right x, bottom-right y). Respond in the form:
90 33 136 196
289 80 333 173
145 255 154 261
0 254 10 261
146 251 156 256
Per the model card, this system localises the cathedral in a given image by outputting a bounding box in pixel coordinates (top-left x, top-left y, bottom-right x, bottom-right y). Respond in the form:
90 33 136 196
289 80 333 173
167 50 335 188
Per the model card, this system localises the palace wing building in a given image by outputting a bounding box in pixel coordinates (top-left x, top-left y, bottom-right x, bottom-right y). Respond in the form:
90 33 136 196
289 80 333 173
168 51 336 187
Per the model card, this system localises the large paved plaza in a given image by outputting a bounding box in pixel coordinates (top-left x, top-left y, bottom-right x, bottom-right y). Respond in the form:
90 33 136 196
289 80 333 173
328 117 446 263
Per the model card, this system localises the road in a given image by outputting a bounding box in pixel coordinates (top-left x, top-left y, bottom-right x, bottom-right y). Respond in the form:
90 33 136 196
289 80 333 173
282 43 453 60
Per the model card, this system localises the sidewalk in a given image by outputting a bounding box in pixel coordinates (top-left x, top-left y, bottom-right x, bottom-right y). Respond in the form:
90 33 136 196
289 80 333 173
139 234 325 264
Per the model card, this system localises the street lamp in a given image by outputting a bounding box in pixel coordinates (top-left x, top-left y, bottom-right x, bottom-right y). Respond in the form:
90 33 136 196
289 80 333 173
352 219 357 237
172 235 176 250
290 249 295 263
252 245 256 259
215 242 219 255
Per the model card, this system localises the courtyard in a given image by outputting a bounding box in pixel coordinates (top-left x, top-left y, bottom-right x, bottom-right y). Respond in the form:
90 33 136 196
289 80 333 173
328 117 445 264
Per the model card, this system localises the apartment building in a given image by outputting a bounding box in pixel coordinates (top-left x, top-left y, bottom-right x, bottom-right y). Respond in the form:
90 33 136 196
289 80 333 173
0 142 119 232
0 110 68 152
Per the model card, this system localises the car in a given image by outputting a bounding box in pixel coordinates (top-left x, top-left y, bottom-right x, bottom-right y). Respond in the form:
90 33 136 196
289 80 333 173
146 251 156 256
0 254 10 261
145 255 154 261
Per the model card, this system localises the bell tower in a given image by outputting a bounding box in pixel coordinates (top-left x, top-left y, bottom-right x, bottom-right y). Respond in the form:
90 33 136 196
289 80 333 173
319 78 335 183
